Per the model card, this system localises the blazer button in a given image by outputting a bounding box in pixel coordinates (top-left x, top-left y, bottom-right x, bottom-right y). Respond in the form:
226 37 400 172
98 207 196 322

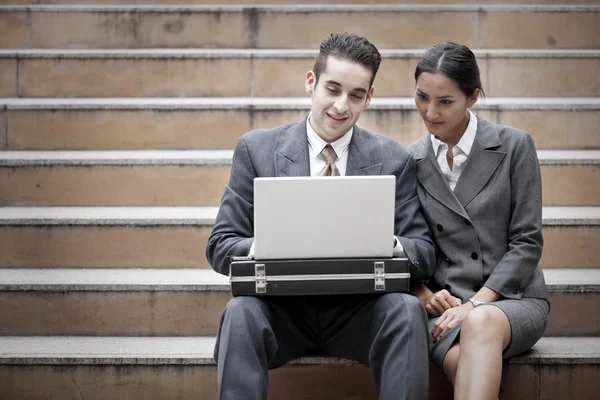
471 252 478 260
464 219 472 226
445 257 451 264
436 224 443 231
513 289 519 294
444 284 451 291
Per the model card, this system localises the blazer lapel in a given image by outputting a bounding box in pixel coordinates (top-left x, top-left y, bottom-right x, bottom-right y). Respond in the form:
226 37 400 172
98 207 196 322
453 119 506 208
346 126 383 176
274 119 310 177
413 136 469 220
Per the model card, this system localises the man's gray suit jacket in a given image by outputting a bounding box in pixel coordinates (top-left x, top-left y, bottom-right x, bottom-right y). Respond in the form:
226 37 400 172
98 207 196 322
206 117 436 280
408 118 548 302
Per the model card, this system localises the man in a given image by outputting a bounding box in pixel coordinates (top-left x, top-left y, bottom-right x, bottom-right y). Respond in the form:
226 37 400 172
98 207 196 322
206 32 435 400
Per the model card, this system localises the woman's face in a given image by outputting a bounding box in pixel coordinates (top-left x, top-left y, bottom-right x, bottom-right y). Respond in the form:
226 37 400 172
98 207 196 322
414 71 479 145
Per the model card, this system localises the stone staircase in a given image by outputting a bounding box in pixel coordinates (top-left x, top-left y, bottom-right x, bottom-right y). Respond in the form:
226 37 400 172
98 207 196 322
0 1 599 399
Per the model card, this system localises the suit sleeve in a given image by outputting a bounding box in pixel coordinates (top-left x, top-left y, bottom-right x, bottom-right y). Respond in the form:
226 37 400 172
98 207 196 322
484 133 543 299
394 153 436 280
206 136 256 275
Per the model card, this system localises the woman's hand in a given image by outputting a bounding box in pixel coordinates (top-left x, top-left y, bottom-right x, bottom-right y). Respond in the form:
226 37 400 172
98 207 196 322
431 303 473 340
423 289 462 315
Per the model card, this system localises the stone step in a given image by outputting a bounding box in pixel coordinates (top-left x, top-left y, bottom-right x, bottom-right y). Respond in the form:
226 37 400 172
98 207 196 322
0 150 597 207
0 336 598 400
0 268 596 337
2 5 599 50
0 206 597 269
4 0 598 5
2 49 600 97
1 97 599 150
0 206 217 268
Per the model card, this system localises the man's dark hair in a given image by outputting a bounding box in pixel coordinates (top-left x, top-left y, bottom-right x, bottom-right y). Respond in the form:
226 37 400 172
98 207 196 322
313 32 382 88
415 42 485 99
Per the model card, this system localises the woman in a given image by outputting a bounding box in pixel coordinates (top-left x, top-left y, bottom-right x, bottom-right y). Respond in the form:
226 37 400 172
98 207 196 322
408 42 550 399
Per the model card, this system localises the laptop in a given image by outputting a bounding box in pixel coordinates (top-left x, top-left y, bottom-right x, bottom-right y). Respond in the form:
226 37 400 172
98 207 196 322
253 175 395 260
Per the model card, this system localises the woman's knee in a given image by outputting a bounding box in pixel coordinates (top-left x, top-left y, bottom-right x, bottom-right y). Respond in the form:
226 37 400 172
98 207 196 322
461 306 509 343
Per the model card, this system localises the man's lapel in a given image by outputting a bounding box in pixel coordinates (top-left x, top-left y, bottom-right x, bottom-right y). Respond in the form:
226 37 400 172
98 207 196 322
413 136 469 220
273 119 311 177
453 119 506 208
346 126 383 176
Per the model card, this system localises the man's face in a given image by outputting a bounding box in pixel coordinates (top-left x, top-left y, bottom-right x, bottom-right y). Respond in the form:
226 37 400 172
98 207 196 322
305 57 374 143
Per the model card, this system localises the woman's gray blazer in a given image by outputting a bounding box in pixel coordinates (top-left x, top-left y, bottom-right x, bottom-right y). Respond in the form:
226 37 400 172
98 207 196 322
408 117 548 302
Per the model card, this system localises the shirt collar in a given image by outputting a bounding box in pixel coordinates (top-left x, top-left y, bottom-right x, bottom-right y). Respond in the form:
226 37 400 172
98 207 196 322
431 110 478 157
306 113 353 157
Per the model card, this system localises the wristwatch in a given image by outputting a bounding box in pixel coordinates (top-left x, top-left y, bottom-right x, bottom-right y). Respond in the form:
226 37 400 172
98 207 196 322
468 297 485 308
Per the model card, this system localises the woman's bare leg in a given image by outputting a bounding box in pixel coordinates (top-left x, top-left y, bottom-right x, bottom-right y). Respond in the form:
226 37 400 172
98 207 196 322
453 306 511 400
442 343 460 385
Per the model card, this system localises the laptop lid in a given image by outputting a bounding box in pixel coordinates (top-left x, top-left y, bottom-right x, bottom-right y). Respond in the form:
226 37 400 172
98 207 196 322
253 175 395 260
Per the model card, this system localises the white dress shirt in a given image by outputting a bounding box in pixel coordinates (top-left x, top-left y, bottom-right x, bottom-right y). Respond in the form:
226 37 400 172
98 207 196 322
430 110 478 191
306 114 352 176
248 116 404 257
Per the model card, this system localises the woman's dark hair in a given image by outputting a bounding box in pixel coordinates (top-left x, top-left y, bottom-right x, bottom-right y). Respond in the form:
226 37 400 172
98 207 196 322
313 32 382 88
415 42 485 99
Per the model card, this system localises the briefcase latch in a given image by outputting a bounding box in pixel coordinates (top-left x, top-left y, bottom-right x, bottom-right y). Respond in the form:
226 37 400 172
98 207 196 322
374 261 385 291
255 264 267 294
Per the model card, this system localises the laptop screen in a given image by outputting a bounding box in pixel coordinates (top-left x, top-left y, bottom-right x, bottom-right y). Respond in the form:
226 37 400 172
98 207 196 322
253 175 395 260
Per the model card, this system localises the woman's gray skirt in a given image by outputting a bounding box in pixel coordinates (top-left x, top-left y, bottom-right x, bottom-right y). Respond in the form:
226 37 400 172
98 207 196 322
428 297 550 367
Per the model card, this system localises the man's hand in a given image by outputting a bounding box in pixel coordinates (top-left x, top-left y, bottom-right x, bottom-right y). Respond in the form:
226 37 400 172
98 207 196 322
423 289 462 316
431 303 473 339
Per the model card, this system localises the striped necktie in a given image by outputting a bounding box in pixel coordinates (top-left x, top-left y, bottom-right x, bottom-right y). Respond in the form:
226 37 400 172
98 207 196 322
318 144 340 176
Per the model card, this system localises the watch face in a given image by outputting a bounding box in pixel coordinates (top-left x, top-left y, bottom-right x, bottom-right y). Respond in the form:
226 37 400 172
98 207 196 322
470 298 483 307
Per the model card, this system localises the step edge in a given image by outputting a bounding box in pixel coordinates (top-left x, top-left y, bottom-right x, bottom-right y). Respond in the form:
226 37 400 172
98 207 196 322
0 336 597 366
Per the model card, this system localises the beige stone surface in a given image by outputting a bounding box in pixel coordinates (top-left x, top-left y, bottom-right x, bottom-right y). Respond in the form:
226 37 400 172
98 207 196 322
500 365 540 400
8 0 600 4
0 366 219 400
7 108 597 150
0 59 17 97
0 226 212 268
487 58 600 97
250 109 308 130
18 58 252 97
0 165 231 206
361 108 430 145
254 58 423 97
371 58 422 97
12 55 600 97
541 227 599 268
541 165 600 206
540 365 600 400
545 292 600 336
481 12 600 49
0 111 5 150
253 58 314 97
498 110 600 150
0 291 230 336
30 11 251 48
255 12 477 49
0 363 551 400
7 109 250 150
0 12 28 48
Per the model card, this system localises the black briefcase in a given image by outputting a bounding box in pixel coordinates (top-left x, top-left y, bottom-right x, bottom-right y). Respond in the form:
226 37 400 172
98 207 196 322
229 257 410 296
